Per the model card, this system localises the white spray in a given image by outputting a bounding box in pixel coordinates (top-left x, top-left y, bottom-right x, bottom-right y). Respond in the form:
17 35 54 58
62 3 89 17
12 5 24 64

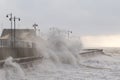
3 57 26 80
35 28 82 66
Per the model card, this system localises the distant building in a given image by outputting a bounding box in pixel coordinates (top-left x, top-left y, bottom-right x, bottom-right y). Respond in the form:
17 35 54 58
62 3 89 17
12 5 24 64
0 29 37 47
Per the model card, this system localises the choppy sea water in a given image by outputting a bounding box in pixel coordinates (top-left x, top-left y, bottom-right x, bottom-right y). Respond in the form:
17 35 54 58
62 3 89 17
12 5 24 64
1 48 120 80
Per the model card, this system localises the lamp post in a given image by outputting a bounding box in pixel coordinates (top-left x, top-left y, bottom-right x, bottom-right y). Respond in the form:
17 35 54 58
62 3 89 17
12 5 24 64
33 23 38 36
6 13 13 47
13 16 20 47
6 13 20 47
67 30 72 40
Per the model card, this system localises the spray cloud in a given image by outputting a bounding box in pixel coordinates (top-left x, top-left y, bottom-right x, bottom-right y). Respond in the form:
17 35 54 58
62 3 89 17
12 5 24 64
35 27 82 65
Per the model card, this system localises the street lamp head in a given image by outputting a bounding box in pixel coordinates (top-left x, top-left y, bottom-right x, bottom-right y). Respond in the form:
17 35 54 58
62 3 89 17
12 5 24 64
68 30 72 33
9 18 12 21
18 18 20 21
6 15 8 18
33 23 38 27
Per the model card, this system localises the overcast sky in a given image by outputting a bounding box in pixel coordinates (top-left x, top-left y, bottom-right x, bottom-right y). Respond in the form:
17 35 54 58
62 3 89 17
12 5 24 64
1 0 120 47
0 0 120 35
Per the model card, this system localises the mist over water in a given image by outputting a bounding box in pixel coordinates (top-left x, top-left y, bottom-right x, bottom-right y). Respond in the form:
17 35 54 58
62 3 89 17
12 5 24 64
35 28 82 65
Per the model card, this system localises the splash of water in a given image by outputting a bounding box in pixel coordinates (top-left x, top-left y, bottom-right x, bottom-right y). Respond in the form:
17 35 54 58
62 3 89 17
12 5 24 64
35 28 82 66
3 56 26 80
